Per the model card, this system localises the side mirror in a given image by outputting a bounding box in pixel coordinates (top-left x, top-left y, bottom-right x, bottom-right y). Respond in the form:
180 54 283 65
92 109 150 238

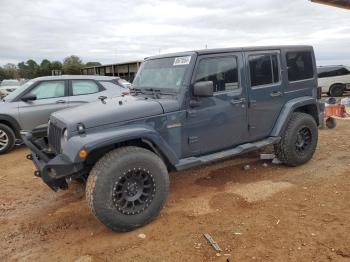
193 81 213 97
21 93 37 102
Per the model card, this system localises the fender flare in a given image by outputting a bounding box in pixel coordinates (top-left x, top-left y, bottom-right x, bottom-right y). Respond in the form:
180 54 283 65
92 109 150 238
270 97 319 137
64 125 179 166
0 114 21 138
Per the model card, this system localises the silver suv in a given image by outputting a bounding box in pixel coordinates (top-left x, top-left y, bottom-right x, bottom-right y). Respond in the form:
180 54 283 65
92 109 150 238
0 75 129 154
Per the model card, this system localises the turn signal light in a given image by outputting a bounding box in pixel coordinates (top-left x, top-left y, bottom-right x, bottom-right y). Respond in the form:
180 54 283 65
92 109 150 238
79 149 88 158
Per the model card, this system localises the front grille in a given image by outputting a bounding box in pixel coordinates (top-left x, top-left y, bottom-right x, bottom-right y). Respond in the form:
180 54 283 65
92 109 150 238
48 123 62 154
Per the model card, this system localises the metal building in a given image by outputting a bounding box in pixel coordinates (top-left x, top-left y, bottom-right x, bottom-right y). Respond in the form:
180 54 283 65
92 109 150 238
81 60 143 82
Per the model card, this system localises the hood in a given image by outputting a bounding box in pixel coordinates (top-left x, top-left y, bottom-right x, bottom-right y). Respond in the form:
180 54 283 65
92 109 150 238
51 96 165 129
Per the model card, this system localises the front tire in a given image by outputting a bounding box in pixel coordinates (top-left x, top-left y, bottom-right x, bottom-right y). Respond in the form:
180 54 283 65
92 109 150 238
0 123 15 155
274 113 318 166
86 146 169 232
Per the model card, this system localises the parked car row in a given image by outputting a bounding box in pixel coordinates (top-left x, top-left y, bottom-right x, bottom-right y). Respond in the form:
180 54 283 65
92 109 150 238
0 75 130 154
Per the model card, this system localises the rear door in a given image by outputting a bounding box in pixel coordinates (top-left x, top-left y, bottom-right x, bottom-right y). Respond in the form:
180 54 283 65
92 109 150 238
245 51 285 140
18 80 68 130
68 79 103 107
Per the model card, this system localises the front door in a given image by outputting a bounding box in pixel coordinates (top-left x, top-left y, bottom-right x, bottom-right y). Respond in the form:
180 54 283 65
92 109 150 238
185 53 248 156
18 80 69 130
245 51 285 140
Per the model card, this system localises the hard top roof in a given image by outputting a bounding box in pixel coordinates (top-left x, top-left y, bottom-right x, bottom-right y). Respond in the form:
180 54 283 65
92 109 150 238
147 45 313 60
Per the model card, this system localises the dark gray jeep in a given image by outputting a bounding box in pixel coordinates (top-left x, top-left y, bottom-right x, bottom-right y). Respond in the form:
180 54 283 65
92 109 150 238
23 46 324 231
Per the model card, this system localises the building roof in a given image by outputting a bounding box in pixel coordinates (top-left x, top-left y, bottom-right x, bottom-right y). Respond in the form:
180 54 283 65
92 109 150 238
310 0 350 9
82 60 143 70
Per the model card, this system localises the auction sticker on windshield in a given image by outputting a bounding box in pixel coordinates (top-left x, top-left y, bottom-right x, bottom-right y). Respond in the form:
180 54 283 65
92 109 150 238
173 56 191 66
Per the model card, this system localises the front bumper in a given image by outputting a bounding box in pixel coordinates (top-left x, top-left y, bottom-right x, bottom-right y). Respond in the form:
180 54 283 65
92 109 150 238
22 132 84 191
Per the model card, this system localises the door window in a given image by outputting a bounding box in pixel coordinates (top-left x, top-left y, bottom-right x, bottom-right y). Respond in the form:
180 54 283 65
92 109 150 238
249 54 280 87
195 56 239 92
318 67 350 78
71 80 100 96
286 51 313 82
28 81 65 100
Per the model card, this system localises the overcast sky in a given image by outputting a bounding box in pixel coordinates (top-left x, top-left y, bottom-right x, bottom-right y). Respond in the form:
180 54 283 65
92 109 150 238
0 0 349 66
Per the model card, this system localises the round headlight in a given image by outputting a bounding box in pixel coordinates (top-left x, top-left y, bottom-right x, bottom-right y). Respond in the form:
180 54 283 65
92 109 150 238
63 129 68 142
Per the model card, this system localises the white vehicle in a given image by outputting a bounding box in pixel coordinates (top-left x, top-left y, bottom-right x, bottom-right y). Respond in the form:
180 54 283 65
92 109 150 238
317 66 350 97
0 79 21 97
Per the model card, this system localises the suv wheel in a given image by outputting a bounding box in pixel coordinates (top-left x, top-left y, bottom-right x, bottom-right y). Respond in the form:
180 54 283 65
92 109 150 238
329 84 345 97
0 123 15 155
274 112 318 166
86 146 169 232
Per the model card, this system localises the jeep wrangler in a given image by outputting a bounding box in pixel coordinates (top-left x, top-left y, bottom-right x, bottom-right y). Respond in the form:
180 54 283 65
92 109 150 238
23 46 324 231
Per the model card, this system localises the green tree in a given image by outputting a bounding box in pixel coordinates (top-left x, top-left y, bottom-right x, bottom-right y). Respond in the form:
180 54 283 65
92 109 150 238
62 55 83 75
3 63 18 79
38 59 52 76
51 60 63 70
85 62 101 67
18 59 39 79
0 66 6 81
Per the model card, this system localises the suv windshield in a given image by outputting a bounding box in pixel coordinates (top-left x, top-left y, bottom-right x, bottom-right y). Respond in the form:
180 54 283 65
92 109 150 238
133 56 191 91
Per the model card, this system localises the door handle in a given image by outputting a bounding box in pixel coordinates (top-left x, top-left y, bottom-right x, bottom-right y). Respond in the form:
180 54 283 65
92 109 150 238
230 98 246 105
270 91 282 97
56 100 66 104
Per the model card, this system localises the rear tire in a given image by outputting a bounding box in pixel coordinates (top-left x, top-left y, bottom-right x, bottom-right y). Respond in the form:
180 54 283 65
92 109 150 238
0 124 15 155
329 84 344 97
274 113 318 166
86 146 169 232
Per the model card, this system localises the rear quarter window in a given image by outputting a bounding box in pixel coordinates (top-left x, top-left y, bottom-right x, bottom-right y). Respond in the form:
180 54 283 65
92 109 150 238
286 51 314 82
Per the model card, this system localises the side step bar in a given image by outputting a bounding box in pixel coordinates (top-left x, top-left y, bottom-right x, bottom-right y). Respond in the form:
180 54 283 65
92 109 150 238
175 137 280 171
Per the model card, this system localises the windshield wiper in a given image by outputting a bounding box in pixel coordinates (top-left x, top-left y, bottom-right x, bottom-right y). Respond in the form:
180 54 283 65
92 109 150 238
144 88 162 98
130 87 144 96
143 88 177 98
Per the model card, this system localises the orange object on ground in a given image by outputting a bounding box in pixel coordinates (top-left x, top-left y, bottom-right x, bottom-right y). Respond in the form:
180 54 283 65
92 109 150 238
324 104 346 118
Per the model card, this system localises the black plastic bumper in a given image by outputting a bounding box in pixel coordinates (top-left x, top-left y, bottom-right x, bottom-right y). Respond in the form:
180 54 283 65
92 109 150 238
22 132 84 191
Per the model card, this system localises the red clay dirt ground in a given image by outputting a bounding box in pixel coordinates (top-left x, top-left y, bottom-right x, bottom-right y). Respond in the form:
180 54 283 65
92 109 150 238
0 121 349 262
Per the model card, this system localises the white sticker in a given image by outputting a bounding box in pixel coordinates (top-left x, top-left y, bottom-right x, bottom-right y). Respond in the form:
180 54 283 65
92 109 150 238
173 56 191 66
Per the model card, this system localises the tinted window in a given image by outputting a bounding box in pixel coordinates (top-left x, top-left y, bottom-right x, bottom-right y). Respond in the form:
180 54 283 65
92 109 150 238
286 51 314 81
195 56 239 92
318 67 350 78
99 81 124 90
29 81 65 99
249 54 279 87
72 80 99 96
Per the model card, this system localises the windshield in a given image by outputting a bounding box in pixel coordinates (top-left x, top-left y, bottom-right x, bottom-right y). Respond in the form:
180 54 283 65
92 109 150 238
3 80 35 101
1 80 20 86
133 56 191 91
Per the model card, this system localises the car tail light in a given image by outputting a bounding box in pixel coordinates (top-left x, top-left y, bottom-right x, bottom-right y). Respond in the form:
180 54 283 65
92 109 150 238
122 91 129 96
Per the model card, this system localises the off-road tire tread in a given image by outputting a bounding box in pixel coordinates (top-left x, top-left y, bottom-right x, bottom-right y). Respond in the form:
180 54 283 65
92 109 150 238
86 146 169 232
274 112 317 166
